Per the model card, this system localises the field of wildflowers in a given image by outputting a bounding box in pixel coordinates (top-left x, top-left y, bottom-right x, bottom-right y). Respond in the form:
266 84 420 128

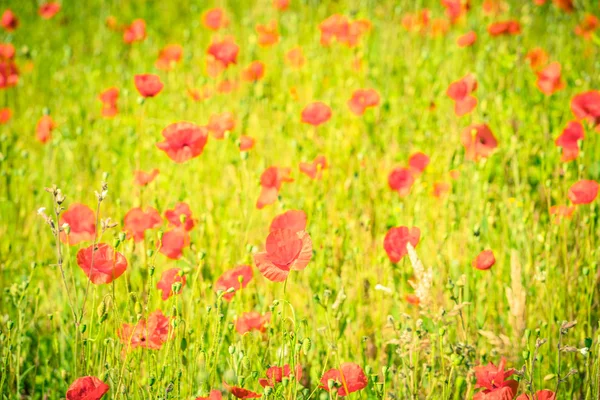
1 0 600 399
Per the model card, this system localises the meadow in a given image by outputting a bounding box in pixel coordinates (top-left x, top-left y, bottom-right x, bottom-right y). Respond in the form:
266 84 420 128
1 0 600 398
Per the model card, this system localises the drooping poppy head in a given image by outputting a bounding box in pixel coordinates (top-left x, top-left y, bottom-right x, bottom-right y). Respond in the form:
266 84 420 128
285 47 305 68
195 390 223 400
270 210 307 232
157 268 186 300
516 390 557 400
254 229 312 282
207 112 235 139
159 228 190 259
487 20 521 36
388 167 415 197
348 89 380 116
98 87 119 118
555 121 584 162
256 166 293 209
473 250 495 270
133 169 159 186
76 243 128 284
526 48 549 71
223 383 262 399
36 115 55 144
447 74 478 116
134 74 164 98
39 3 61 19
241 61 265 82
537 62 564 96
568 180 599 205
59 203 96 245
457 31 477 47
123 207 162 242
575 14 599 39
408 152 430 175
156 122 209 163
207 37 239 68
320 363 368 397
571 91 600 129
239 135 255 151
461 124 498 161
123 19 146 44
0 107 11 124
474 358 519 398
215 265 253 301
256 20 280 47
301 102 332 126
118 310 171 351
299 155 328 180
202 8 229 31
1 10 18 31
383 226 420 263
156 44 183 70
259 364 303 387
164 202 195 231
235 311 271 334
66 376 109 400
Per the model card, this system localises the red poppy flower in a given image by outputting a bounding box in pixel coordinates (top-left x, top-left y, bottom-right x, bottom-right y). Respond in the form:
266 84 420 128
159 228 189 259
156 122 209 163
165 202 195 231
133 169 159 186
320 363 368 397
134 74 163 98
383 226 420 263
235 311 271 334
402 10 430 33
550 205 576 223
98 87 119 118
60 203 96 245
66 376 109 400
76 243 128 284
301 102 332 126
487 20 521 36
461 124 498 161
555 121 584 162
223 383 262 399
215 265 253 301
575 14 599 39
457 31 477 47
553 0 574 12
0 43 14 60
254 228 312 282
516 390 556 400
216 79 239 94
259 364 302 387
406 294 420 305
270 210 307 232
207 112 235 139
299 155 328 180
525 48 548 71
571 91 600 130
202 8 229 31
447 74 478 116
473 250 495 270
433 182 451 198
256 166 293 209
388 167 414 197
348 89 380 116
568 180 599 205
536 62 564 95
474 358 519 399
196 390 223 400
0 55 18 89
441 0 467 22
285 47 305 68
1 10 18 31
123 207 161 242
36 115 55 144
157 268 186 300
241 61 265 82
123 19 146 44
239 135 255 151
118 310 171 350
0 107 11 123
256 20 279 47
273 0 290 11
319 14 351 46
207 37 239 68
39 3 60 19
408 152 430 175
156 44 183 70
188 86 213 102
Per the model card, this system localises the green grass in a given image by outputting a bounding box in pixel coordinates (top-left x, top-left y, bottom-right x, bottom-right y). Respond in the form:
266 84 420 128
1 0 600 399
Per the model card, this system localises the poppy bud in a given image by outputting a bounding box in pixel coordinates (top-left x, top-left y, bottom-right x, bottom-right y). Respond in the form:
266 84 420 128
228 345 236 355
282 377 289 387
302 338 311 355
439 328 446 336
524 329 531 341
158 230 164 240
172 281 182 294
80 324 87 334
149 266 155 276
7 320 14 330
522 350 530 359
264 386 273 396
118 232 126 242
240 151 249 160
129 293 137 303
99 314 108 324
148 376 156 386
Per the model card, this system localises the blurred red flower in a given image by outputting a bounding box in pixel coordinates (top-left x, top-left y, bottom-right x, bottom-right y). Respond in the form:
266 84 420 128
159 228 189 259
348 89 380 116
207 112 235 139
256 166 293 209
60 203 96 245
256 20 279 47
123 19 146 44
134 74 163 98
488 20 521 36
241 61 265 82
568 180 599 205
320 363 368 396
165 202 196 231
408 152 430 175
299 155 328 180
203 8 229 31
536 62 564 95
384 226 420 263
156 44 183 70
474 358 518 399
66 376 109 400
516 390 556 400
235 311 271 334
196 390 223 400
123 207 161 242
270 210 307 232
239 135 255 151
301 102 332 126
215 265 253 301
39 3 61 19
447 74 478 116
571 91 600 131
98 87 119 118
259 364 302 387
457 31 477 47
36 115 55 144
157 268 186 300
473 250 495 270
156 122 209 163
461 124 498 161
76 244 128 284
1 10 18 32
119 310 171 350
388 167 414 197
224 383 262 399
555 121 584 162
133 169 159 186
